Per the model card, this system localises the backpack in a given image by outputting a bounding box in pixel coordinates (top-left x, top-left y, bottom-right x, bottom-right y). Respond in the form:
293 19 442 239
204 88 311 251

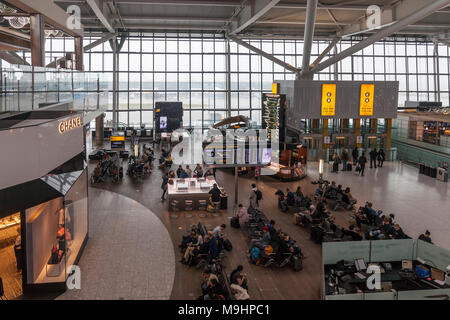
264 245 273 255
255 190 262 201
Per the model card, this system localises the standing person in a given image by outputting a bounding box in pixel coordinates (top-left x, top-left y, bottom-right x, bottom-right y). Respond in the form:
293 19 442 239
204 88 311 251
369 149 377 168
161 173 169 200
249 183 261 209
352 147 359 165
237 204 249 227
14 228 23 272
332 152 340 173
358 152 367 176
208 183 222 212
377 148 385 168
186 165 192 178
340 150 349 172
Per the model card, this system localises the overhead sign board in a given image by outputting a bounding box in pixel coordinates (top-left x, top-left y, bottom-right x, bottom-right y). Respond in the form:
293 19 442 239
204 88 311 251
360 84 375 116
321 84 336 116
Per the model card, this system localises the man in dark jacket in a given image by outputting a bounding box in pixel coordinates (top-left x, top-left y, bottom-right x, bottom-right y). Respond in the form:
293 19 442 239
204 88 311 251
418 230 433 244
352 147 359 165
358 153 367 176
377 149 386 167
369 149 377 168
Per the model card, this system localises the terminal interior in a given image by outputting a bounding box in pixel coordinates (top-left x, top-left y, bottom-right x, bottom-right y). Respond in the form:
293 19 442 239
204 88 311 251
0 0 449 301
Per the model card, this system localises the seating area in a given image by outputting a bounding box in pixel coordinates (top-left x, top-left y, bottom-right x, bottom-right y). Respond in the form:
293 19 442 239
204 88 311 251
246 208 304 272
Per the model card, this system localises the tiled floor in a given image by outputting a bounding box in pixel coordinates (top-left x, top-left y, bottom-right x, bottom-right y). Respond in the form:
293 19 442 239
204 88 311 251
56 141 449 300
309 161 450 250
57 188 175 300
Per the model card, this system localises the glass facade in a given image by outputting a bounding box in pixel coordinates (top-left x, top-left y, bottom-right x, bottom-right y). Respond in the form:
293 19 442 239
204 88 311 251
4 33 449 128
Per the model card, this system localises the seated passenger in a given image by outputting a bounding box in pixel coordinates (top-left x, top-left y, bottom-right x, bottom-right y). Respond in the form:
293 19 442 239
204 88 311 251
341 225 363 241
194 164 203 178
181 231 204 264
230 265 248 290
250 226 271 248
286 188 295 206
266 220 276 237
418 230 433 244
204 278 226 300
204 170 213 177
389 224 406 239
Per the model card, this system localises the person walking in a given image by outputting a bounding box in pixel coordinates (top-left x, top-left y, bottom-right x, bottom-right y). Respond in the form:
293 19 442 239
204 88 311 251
161 173 169 200
377 148 385 168
249 183 261 209
358 152 367 176
352 147 359 165
369 149 377 168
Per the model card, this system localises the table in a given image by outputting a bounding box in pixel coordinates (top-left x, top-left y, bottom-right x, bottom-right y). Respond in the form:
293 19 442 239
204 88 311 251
167 177 222 211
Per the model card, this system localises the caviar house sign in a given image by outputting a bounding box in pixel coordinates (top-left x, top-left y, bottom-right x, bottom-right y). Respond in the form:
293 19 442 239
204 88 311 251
58 116 82 134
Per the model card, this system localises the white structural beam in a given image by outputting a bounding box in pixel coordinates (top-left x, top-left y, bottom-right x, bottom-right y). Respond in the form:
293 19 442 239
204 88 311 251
102 0 241 5
82 16 232 23
229 0 281 35
86 0 115 33
5 0 83 37
310 37 340 69
301 0 318 76
310 0 450 74
338 0 448 38
0 51 29 65
227 34 300 74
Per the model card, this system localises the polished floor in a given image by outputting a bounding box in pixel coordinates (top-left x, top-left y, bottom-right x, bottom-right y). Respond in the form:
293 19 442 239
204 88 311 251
55 143 449 300
57 188 175 300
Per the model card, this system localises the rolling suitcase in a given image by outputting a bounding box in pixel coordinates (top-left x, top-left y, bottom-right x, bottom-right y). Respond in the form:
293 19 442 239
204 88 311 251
347 163 352 171
292 255 303 271
230 217 240 228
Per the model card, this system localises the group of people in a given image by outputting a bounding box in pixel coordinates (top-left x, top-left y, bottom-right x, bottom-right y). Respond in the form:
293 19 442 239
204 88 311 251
91 153 122 183
332 148 386 176
175 164 215 179
198 264 250 300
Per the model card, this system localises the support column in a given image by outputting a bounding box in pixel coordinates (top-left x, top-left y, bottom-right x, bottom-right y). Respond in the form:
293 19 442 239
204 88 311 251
95 113 105 147
226 39 231 118
322 119 329 149
75 36 84 71
385 118 392 149
300 0 318 79
340 119 349 133
370 119 378 134
312 119 320 134
30 14 45 67
112 38 118 131
354 118 361 148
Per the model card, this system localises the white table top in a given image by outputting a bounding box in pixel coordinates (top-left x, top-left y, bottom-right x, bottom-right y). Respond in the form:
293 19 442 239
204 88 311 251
167 177 218 195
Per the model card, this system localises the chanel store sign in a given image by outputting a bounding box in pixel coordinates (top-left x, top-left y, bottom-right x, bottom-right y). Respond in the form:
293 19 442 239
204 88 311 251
58 116 82 134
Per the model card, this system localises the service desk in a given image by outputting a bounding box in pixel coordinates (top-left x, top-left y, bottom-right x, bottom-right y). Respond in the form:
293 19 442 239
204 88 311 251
167 177 225 211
